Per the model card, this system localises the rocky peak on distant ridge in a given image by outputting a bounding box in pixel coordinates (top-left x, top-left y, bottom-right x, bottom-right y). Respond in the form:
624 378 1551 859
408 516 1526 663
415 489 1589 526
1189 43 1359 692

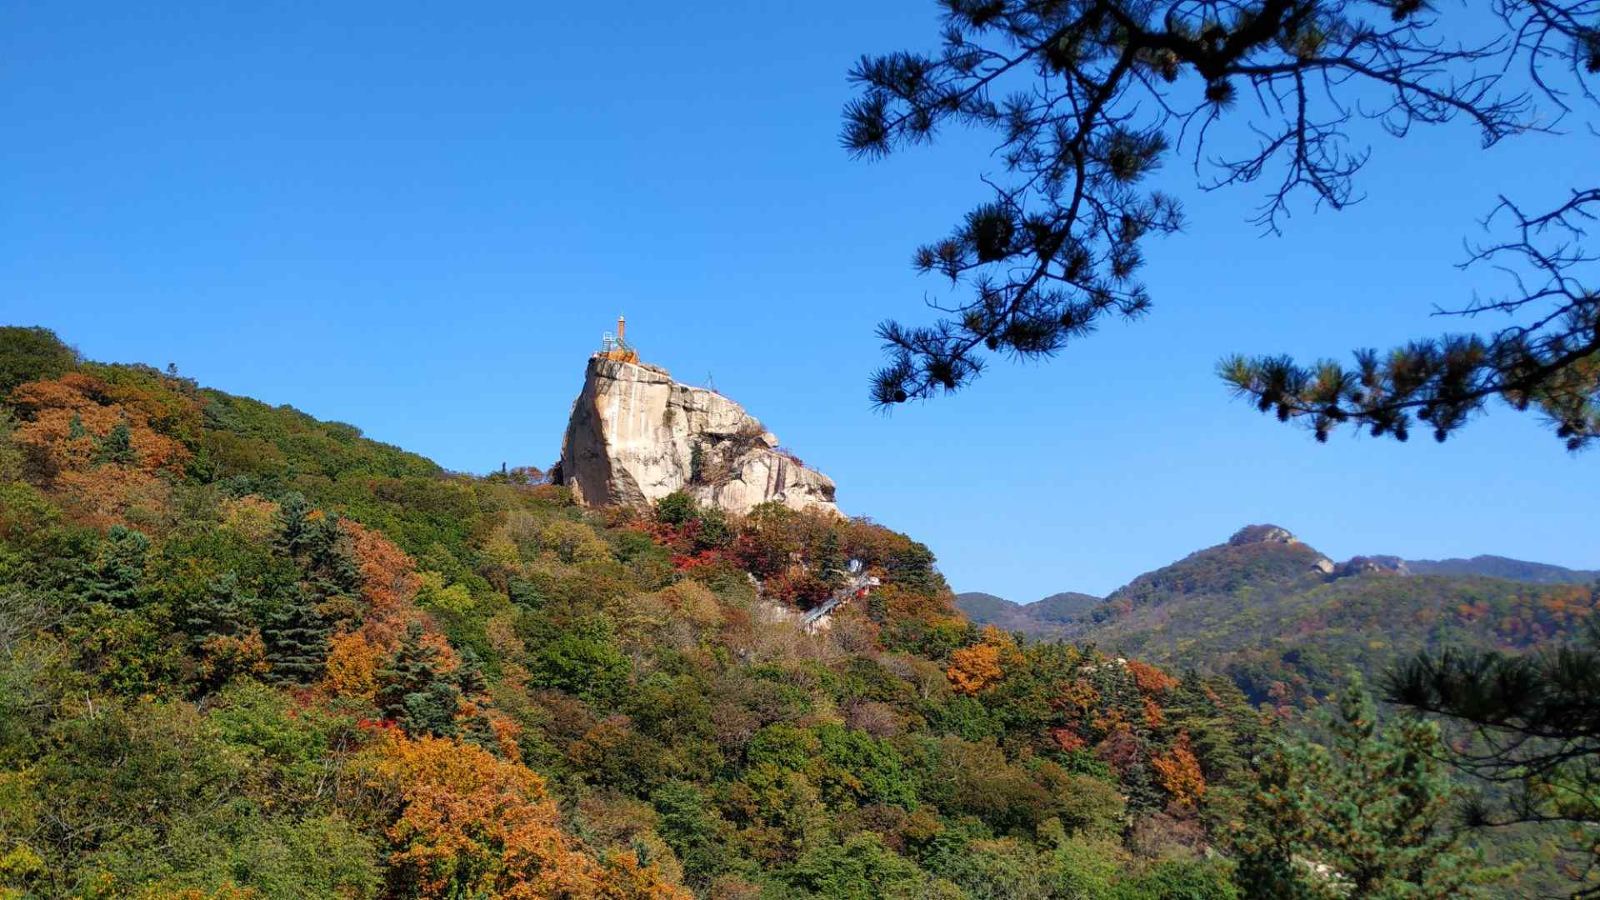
1227 524 1299 547
553 356 838 516
1331 555 1411 578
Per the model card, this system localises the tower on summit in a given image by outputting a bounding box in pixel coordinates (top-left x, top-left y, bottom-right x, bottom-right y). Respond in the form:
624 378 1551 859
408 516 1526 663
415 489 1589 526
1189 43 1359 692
597 315 639 364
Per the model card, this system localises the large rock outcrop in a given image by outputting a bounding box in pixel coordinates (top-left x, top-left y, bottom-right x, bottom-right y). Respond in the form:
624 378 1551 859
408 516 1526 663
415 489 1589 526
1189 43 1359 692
554 357 838 516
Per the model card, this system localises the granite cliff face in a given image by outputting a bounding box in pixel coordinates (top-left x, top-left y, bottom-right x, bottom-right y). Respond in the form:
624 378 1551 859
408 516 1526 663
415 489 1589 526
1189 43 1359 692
554 356 838 515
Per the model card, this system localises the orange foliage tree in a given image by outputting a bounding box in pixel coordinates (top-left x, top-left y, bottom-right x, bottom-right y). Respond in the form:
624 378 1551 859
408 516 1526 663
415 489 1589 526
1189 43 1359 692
7 374 193 526
341 520 424 647
322 521 461 699
360 731 687 899
1151 731 1207 809
946 625 1018 695
1125 659 1178 695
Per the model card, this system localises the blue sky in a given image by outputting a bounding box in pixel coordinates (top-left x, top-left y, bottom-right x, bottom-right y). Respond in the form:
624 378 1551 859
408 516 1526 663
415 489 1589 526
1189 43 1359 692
4 2 1595 600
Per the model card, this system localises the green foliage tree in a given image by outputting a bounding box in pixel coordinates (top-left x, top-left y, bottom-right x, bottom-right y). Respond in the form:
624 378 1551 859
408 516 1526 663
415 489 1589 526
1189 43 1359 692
650 781 731 889
654 491 697 528
1232 676 1485 898
72 525 150 609
785 832 950 899
1385 618 1600 899
845 0 1598 448
0 326 76 395
94 420 136 466
260 586 329 685
375 621 462 737
530 618 631 703
1118 860 1240 900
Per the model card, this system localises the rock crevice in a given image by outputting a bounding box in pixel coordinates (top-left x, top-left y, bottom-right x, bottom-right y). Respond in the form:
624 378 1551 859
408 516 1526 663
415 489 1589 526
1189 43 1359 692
555 357 838 516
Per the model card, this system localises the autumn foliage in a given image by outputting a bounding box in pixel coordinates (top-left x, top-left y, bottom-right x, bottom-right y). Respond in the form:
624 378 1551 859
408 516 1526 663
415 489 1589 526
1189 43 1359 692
361 731 688 900
1126 659 1179 695
7 373 193 525
946 626 1018 695
1152 732 1207 808
1 329 1396 899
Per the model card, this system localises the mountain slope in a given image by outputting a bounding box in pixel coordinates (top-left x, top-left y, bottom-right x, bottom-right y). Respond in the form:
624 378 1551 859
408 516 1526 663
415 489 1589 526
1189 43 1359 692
0 326 1273 899
952 591 1035 631
1002 525 1598 702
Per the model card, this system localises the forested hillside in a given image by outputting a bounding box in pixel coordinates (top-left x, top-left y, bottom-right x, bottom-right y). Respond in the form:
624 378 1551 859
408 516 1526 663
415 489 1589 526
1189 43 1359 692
961 528 1599 703
957 529 1600 897
4 326 1457 899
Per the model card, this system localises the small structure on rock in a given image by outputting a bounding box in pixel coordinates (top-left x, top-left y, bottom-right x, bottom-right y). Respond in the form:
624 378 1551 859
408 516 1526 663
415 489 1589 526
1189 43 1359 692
799 561 880 634
552 319 839 516
596 315 639 365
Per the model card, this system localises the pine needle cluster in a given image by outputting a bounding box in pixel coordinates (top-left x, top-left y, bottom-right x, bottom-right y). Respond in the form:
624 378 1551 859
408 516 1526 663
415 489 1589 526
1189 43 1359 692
846 0 1599 449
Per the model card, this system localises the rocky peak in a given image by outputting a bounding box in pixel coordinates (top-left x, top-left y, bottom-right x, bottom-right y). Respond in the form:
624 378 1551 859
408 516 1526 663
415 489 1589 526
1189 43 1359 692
553 355 838 516
1227 524 1299 547
1331 555 1411 578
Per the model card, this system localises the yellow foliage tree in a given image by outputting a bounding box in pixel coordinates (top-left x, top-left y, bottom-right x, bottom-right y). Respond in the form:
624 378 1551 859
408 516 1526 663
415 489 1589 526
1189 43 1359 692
323 631 381 701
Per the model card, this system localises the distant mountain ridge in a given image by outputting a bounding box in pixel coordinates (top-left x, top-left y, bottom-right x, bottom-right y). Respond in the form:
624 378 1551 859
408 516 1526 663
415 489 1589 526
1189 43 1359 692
1404 554 1599 584
954 590 1102 638
960 536 1596 630
958 525 1598 699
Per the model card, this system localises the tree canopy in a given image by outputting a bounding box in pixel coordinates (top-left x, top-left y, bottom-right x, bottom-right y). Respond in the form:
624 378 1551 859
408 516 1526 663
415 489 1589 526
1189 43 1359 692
845 0 1599 448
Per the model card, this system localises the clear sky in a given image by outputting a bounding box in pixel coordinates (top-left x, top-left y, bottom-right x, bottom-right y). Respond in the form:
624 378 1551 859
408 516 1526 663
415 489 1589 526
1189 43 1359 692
4 2 1595 601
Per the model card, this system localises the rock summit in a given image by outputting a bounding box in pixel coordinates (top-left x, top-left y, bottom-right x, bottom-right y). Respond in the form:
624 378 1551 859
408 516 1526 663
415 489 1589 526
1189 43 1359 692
554 355 838 516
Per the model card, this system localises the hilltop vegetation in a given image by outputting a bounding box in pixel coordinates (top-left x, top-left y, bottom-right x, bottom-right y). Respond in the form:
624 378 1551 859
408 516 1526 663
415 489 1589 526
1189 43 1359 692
960 528 1599 704
3 326 1502 898
958 529 1600 897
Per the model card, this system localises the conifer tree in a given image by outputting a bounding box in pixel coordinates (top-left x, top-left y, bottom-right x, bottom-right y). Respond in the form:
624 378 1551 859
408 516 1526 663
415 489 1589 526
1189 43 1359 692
274 492 317 558
1385 618 1600 898
94 421 135 466
72 525 150 609
274 492 360 618
179 570 249 640
376 621 462 737
815 531 846 581
261 585 330 685
1232 676 1484 898
847 0 1599 448
260 496 354 685
455 646 488 696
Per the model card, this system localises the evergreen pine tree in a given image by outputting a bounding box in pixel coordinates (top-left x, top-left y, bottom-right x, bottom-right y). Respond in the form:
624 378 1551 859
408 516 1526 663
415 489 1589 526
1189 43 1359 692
455 646 488 696
274 493 360 624
180 570 248 639
72 525 150 609
376 621 461 737
400 681 462 739
1385 618 1600 898
94 420 135 466
815 531 846 581
847 0 1599 448
274 492 316 558
303 514 360 600
260 585 330 685
1232 676 1485 899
